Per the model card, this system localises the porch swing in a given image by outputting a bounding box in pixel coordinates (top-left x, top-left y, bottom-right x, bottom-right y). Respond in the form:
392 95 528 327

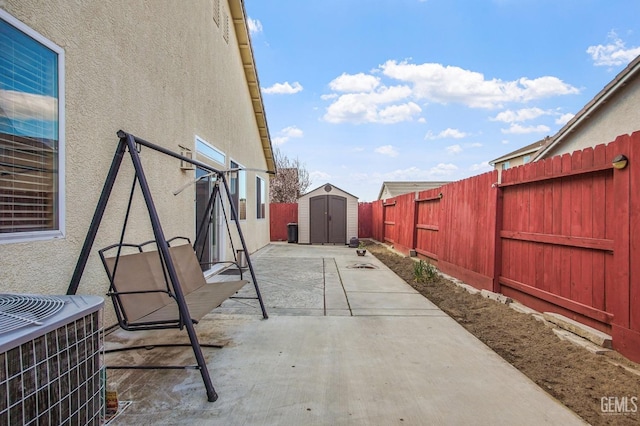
66 130 268 402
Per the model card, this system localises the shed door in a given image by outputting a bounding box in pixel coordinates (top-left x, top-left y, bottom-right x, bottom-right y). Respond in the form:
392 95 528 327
309 195 347 244
328 195 347 243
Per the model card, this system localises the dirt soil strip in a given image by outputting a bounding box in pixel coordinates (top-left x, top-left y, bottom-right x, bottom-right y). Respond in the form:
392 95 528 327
365 241 640 426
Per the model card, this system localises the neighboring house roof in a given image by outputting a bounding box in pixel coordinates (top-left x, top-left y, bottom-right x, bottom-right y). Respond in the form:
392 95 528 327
533 54 640 161
300 183 359 200
489 137 549 166
229 1 275 173
378 181 450 200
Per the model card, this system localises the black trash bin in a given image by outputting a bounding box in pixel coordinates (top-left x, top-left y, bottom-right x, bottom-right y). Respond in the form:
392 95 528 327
287 223 298 243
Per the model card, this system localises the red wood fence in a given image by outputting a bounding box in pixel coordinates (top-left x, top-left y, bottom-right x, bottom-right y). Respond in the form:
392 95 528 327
358 202 373 238
269 203 298 241
268 131 640 362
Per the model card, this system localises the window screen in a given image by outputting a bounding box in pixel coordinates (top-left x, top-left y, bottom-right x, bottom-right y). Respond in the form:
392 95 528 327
256 176 265 219
229 160 246 220
0 13 63 239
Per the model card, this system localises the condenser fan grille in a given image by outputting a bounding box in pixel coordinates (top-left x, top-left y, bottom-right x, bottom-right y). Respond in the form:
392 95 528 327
0 294 65 334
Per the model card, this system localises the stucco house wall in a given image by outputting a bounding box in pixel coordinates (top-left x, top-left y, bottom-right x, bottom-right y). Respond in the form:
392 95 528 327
542 76 640 158
534 54 640 160
0 0 273 325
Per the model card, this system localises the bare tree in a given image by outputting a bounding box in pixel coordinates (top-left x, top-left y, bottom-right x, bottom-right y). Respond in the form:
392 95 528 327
269 147 311 203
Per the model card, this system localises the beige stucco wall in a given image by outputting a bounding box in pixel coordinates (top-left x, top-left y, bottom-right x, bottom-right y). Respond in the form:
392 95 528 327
544 75 640 158
0 0 270 325
493 155 530 181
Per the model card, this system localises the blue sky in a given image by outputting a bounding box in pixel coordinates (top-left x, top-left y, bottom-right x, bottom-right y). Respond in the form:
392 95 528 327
244 0 640 201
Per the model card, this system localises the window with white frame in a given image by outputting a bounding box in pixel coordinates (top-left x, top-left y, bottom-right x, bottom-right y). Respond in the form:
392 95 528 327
229 160 246 220
196 136 225 165
501 161 510 170
256 176 265 219
0 11 65 242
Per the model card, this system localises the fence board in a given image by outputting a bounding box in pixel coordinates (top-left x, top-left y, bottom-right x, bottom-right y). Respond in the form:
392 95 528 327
630 132 640 333
592 145 608 311
371 200 384 241
269 203 298 241
437 172 496 290
415 188 441 262
542 158 554 292
358 202 373 238
610 135 631 329
393 192 417 254
383 199 396 244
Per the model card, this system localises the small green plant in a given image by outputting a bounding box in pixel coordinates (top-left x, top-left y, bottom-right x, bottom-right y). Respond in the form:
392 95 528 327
413 259 438 283
358 241 366 249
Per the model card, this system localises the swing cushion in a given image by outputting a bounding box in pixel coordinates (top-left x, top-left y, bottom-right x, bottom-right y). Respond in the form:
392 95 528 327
102 242 247 328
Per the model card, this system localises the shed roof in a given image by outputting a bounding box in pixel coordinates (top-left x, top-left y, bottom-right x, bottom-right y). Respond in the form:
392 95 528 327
378 181 450 200
299 183 359 200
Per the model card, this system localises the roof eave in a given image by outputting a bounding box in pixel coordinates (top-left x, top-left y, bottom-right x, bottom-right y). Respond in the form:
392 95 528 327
229 0 276 174
489 146 542 165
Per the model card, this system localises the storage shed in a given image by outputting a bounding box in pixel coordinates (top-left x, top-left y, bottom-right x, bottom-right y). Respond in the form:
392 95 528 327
297 184 359 245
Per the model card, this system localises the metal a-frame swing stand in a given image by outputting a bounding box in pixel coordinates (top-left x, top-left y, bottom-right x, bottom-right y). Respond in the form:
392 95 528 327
66 130 268 402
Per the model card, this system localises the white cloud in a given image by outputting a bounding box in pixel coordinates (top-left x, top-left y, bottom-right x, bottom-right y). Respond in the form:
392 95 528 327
0 89 57 121
469 161 492 172
377 102 422 124
380 167 424 180
362 163 460 183
555 113 574 125
272 125 303 145
380 60 579 109
329 73 380 92
468 142 483 148
374 145 399 157
491 107 547 123
262 81 303 95
373 164 459 181
429 163 458 175
501 124 550 134
425 128 467 140
323 59 578 125
280 126 303 138
446 144 463 155
310 171 331 183
323 85 421 124
587 31 640 67
247 17 263 35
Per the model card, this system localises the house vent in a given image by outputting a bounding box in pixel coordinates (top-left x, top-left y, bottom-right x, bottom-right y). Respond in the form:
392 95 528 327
0 294 65 335
223 11 229 43
213 0 220 25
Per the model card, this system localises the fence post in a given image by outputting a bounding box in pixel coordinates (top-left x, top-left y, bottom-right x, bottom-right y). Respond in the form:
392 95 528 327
608 135 632 359
412 192 419 254
492 181 503 294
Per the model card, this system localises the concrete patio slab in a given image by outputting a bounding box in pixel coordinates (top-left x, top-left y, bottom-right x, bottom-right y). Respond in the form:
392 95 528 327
105 243 586 425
